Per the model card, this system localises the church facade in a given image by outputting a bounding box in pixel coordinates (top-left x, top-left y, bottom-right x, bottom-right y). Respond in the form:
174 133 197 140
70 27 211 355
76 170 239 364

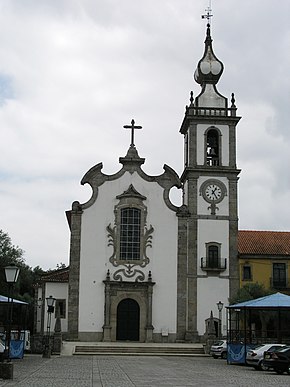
66 23 240 343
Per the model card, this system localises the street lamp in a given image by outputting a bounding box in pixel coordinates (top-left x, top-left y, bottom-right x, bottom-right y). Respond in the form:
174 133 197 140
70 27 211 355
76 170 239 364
217 301 224 338
42 295 56 358
4 265 20 361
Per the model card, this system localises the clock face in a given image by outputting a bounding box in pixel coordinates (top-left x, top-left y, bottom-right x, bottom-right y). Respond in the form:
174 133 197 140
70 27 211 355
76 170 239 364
205 184 222 201
200 179 227 204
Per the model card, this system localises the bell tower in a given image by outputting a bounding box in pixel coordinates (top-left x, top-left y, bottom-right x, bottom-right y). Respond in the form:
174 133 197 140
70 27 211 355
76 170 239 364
178 22 241 340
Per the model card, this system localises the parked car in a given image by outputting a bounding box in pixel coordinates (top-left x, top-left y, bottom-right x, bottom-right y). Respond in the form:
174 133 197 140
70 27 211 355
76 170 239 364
263 346 290 374
210 340 227 359
246 343 286 370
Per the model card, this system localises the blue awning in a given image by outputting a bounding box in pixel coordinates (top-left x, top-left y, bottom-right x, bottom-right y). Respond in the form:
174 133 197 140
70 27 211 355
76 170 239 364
227 292 290 309
0 295 28 305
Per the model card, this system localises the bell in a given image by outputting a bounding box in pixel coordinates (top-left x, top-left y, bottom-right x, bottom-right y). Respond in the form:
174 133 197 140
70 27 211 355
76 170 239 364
208 147 216 156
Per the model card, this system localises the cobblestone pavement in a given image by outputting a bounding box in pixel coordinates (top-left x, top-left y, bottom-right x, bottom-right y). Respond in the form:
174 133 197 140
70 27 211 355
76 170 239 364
0 355 290 387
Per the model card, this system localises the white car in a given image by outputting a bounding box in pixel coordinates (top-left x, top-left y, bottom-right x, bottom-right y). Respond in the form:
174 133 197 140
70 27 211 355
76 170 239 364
246 343 286 370
210 340 227 359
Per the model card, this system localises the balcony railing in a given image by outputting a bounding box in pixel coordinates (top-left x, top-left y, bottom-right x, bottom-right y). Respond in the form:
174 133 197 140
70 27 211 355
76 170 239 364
186 106 237 117
201 257 227 272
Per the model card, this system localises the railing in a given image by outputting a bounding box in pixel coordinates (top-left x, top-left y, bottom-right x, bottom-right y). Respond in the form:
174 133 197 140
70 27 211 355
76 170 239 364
186 106 237 117
201 257 227 271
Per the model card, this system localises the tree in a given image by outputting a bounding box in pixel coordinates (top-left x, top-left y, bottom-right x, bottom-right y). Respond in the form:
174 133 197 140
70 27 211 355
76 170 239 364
0 229 25 296
0 230 45 298
0 230 46 332
230 282 273 305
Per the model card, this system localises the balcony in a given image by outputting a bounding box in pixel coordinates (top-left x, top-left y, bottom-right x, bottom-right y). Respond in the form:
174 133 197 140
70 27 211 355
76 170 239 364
201 257 227 272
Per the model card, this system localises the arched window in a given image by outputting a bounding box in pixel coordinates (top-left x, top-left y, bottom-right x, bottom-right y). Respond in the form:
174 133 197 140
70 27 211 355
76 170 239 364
120 207 141 260
206 129 219 166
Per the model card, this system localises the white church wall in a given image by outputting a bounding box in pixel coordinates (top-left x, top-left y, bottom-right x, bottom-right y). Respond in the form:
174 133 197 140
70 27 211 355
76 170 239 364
196 218 229 335
78 170 178 335
196 276 229 335
197 219 229 277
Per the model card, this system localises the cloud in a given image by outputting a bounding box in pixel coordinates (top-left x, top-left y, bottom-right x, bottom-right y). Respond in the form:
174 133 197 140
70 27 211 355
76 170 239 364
0 0 289 269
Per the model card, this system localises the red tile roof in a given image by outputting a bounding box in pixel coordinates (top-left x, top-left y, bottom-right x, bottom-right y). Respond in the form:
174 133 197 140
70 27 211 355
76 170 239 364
41 267 69 282
238 230 290 256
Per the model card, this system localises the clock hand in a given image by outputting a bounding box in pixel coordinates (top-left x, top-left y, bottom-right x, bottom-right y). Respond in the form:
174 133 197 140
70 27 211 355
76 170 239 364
211 189 218 199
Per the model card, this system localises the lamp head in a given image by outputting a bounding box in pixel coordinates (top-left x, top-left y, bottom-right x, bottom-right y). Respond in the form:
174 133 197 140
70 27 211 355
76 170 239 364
4 265 20 284
217 301 224 311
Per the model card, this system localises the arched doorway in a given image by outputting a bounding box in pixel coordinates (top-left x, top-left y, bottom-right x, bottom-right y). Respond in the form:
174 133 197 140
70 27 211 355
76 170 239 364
116 298 140 341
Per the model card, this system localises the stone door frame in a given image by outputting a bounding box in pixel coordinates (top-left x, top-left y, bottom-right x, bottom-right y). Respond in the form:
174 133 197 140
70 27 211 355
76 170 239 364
103 278 155 342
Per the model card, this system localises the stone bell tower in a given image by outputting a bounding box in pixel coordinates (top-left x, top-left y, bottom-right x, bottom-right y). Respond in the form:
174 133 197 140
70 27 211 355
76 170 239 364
177 21 241 340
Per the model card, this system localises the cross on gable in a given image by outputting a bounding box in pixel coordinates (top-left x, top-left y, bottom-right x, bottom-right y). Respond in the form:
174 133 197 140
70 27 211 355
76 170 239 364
123 119 142 147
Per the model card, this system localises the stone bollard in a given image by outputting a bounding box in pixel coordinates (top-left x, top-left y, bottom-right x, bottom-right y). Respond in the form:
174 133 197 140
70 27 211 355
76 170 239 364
0 362 13 379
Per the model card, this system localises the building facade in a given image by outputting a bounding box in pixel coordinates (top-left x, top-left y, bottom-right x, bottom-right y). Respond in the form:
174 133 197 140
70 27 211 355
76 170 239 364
63 23 241 343
238 230 290 295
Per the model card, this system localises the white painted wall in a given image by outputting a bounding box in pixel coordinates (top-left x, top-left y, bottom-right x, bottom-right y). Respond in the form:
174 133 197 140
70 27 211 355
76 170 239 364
78 171 178 335
197 219 229 277
196 217 229 335
197 276 229 335
43 282 68 334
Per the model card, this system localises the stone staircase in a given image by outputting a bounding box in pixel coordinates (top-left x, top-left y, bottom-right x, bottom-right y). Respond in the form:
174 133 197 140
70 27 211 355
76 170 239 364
73 343 207 357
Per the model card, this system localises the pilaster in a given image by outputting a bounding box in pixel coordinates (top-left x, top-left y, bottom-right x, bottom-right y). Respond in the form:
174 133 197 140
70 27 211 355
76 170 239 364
67 201 83 340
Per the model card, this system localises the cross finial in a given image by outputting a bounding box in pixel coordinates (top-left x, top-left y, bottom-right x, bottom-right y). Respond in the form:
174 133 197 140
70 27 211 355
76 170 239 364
201 1 213 24
123 119 142 147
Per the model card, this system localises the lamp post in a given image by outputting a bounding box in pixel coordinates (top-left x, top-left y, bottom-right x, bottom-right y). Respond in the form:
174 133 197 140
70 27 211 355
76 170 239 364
4 265 20 361
42 295 56 358
217 301 224 338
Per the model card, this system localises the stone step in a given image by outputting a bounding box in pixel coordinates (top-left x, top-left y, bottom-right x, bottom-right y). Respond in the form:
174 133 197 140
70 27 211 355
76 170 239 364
74 344 206 356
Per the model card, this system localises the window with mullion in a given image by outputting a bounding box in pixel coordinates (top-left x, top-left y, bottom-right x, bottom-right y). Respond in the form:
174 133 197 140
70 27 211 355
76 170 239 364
273 263 286 288
120 208 141 260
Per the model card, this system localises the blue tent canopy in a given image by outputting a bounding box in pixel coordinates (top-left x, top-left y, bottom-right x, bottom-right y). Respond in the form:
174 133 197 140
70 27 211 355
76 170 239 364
0 295 28 305
227 292 290 309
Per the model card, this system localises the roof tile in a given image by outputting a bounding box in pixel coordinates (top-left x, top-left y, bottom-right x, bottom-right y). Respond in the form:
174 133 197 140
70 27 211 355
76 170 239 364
238 230 290 256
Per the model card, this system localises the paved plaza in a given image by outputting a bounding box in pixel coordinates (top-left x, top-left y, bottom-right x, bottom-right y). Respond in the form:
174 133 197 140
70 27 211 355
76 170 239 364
0 355 289 387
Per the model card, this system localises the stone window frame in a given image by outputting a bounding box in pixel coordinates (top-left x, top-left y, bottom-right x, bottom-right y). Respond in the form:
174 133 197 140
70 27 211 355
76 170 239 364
204 126 222 166
107 184 154 270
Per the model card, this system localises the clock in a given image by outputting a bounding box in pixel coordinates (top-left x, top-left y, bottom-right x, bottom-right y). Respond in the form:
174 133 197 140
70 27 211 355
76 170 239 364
200 179 227 204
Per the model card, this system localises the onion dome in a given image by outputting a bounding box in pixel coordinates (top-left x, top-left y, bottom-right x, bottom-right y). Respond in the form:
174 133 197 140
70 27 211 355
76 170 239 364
194 24 224 86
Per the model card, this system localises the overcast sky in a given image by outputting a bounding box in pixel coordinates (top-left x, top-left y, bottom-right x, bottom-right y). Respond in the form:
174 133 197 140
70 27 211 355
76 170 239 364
0 0 289 270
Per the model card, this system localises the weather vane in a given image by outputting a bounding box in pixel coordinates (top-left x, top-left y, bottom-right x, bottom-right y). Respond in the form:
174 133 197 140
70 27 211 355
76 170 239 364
201 0 213 24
